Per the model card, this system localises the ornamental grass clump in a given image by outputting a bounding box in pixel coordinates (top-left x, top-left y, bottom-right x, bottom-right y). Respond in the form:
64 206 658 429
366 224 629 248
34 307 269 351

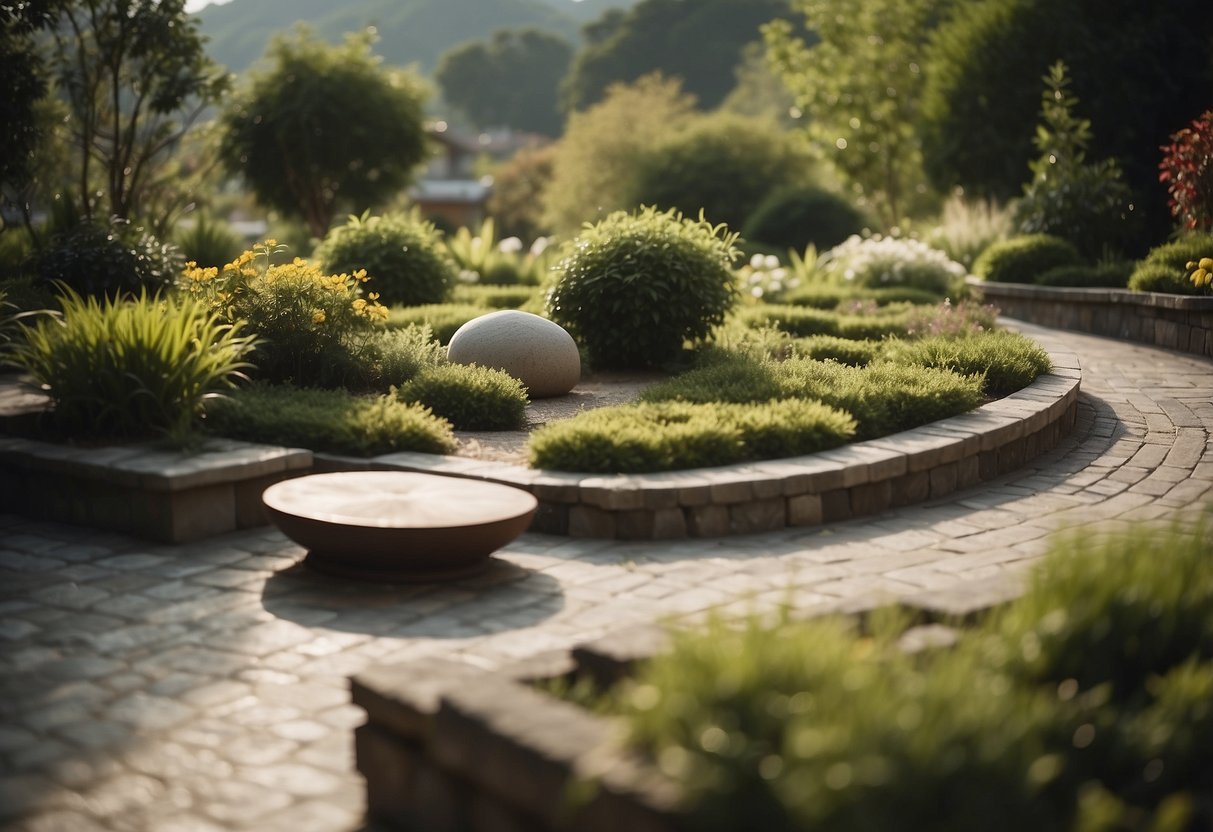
605 514 1213 831
204 383 455 456
180 241 388 386
547 207 739 369
816 234 966 296
397 364 528 431
528 399 855 473
315 211 457 306
12 289 255 439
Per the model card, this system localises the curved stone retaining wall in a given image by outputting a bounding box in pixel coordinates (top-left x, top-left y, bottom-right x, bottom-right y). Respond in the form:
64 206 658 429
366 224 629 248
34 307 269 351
329 346 1081 541
968 278 1213 359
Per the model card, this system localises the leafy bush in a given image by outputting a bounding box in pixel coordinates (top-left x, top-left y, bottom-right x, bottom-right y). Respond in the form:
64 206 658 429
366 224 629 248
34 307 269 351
628 113 813 233
1128 234 1213 294
607 514 1213 831
314 211 456 306
816 235 965 296
547 207 739 369
387 303 488 344
528 399 855 473
1014 63 1140 258
11 289 254 439
173 213 244 268
883 331 1051 396
790 335 881 367
181 242 388 385
1034 262 1132 288
742 186 870 253
973 234 1082 284
35 218 184 298
1160 110 1213 232
205 383 455 456
396 364 527 431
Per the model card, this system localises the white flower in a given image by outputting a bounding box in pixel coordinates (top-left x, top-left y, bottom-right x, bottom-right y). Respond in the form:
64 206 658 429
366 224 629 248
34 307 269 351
498 236 523 254
763 254 780 270
749 253 765 269
530 237 550 256
458 269 480 284
751 286 764 298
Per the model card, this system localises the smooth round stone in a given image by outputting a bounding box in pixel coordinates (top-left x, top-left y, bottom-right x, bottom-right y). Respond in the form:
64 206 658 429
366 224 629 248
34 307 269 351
262 471 537 582
447 310 580 398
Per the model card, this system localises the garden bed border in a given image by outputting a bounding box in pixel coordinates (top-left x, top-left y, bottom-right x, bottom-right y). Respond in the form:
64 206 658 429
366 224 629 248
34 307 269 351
316 346 1081 540
967 277 1213 358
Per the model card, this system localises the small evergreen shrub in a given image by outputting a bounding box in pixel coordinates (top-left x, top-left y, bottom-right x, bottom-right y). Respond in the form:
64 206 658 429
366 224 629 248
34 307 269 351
791 335 881 367
1035 261 1132 288
1128 234 1213 295
528 399 855 473
11 289 255 439
397 364 528 431
387 303 489 344
639 354 785 406
547 207 739 369
973 234 1082 284
816 234 966 296
346 324 447 389
205 383 455 456
741 186 870 253
35 218 184 298
181 242 388 385
315 211 457 306
883 331 1052 396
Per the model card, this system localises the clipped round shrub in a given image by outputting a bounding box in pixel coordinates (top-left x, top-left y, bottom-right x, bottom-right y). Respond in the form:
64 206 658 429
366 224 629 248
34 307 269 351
1035 262 1132 288
883 331 1052 396
315 211 457 306
741 186 870 252
528 399 856 473
205 383 455 456
1128 233 1213 295
973 234 1082 284
547 207 739 369
35 218 184 298
816 235 965 296
396 364 527 431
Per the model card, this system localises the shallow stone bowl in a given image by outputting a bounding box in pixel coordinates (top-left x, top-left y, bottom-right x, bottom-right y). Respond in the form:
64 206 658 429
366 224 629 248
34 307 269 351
262 471 537 582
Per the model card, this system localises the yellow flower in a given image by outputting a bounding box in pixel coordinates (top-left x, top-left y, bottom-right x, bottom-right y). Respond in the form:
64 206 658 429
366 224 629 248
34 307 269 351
312 310 326 324
1200 257 1213 271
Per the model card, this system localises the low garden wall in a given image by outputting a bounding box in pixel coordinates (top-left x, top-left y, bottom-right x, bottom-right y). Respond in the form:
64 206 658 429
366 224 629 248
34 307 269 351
967 277 1213 358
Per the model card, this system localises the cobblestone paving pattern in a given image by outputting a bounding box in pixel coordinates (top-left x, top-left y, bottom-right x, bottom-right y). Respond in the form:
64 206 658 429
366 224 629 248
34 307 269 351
2 323 1211 831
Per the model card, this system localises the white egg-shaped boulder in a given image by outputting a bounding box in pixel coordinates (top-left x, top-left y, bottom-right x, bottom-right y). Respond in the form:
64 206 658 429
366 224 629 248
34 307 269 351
447 310 580 398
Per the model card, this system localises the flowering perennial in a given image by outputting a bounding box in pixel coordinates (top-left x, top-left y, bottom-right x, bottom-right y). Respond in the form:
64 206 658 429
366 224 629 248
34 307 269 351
817 234 966 295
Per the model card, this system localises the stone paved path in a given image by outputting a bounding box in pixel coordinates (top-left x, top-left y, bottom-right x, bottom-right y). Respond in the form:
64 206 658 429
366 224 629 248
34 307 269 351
2 323 1211 832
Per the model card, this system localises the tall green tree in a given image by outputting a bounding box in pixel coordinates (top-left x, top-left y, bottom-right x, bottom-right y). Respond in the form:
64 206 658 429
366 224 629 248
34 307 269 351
765 0 946 228
219 27 429 238
436 28 572 137
562 0 792 114
41 0 228 232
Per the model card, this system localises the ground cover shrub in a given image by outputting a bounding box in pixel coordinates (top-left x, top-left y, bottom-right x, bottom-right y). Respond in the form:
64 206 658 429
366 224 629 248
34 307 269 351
973 234 1082 285
314 211 456 306
450 284 542 309
883 331 1052 396
780 284 943 310
736 304 840 338
899 300 999 338
396 364 527 431
547 207 739 369
35 218 184 298
642 354 983 440
742 186 870 254
1128 234 1213 295
1034 262 1132 288
387 303 488 344
816 235 966 296
181 242 388 386
604 514 1213 831
205 383 455 456
789 335 881 367
528 399 855 473
11 289 254 439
